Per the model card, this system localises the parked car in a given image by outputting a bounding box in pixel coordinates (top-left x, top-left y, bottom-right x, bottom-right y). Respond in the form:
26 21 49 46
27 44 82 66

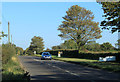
99 56 116 62
41 52 52 60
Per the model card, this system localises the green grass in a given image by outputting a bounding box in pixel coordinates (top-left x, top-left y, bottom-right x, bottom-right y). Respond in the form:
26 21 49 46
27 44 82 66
25 54 120 72
2 55 30 81
34 54 42 57
52 55 120 73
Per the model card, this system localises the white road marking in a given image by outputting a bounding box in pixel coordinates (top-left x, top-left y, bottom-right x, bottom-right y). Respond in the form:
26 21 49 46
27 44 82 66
34 59 40 61
33 58 80 77
53 65 80 77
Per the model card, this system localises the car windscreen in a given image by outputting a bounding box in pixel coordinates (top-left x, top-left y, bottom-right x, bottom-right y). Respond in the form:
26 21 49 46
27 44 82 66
43 53 50 55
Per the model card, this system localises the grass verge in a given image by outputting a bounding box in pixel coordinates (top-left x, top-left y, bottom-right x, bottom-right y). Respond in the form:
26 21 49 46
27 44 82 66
52 55 120 73
2 55 30 81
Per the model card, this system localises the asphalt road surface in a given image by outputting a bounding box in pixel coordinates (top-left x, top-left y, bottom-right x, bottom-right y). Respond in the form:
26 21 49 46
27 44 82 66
18 56 120 81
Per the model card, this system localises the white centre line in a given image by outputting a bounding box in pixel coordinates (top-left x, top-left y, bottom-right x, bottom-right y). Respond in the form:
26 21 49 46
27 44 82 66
33 58 80 77
33 59 40 61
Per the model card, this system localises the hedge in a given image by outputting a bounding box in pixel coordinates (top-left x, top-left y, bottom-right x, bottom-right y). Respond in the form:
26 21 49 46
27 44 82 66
42 49 120 62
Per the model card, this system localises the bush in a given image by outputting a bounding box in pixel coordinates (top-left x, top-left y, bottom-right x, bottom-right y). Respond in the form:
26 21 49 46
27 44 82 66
16 47 24 55
2 44 16 64
44 49 120 62
100 42 114 51
2 43 30 81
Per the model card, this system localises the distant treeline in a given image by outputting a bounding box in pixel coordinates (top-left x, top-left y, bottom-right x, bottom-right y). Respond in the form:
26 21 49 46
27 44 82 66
24 39 119 56
51 40 118 51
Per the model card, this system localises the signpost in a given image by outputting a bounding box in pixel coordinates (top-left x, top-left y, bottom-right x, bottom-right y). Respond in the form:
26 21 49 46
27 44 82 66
58 51 62 57
34 51 36 55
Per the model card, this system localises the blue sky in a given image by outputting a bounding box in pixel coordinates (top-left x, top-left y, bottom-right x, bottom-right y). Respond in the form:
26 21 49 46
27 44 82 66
2 2 118 50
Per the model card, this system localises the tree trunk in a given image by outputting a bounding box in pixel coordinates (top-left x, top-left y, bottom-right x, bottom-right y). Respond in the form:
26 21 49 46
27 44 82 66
77 42 81 53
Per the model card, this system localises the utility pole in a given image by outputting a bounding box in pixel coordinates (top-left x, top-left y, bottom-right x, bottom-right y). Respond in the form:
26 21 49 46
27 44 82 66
8 21 10 43
11 35 12 45
118 31 120 50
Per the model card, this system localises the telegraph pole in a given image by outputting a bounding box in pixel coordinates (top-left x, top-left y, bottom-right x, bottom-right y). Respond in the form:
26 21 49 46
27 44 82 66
118 31 120 50
11 35 12 45
8 21 10 43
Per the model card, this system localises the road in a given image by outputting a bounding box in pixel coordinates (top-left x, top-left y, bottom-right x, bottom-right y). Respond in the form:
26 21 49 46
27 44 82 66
18 56 120 81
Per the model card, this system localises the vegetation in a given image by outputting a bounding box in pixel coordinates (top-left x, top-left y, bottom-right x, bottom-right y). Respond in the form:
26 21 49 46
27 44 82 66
52 45 61 50
2 44 30 81
115 39 120 48
85 41 101 51
51 40 117 51
2 44 16 65
59 40 77 49
1 3 120 81
100 42 114 51
52 39 77 50
97 1 120 33
44 49 119 60
52 55 120 72
58 5 102 52
45 48 51 51
25 36 44 55
15 47 24 55
0 31 7 39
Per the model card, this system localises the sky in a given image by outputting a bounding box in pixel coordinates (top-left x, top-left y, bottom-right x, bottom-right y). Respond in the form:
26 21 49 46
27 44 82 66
2 2 118 50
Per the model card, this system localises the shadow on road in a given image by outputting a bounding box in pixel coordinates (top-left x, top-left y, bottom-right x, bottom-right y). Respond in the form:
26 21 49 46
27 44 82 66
30 75 120 82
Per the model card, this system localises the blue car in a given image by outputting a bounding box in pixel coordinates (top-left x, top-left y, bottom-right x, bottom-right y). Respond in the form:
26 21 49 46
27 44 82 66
41 52 52 60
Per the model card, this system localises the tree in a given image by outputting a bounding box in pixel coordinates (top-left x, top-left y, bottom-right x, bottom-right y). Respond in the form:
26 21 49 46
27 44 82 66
97 1 120 33
46 48 51 51
24 47 30 55
16 47 24 55
58 5 102 52
0 31 7 39
60 39 77 49
100 42 114 51
85 41 101 51
52 40 77 50
52 45 61 50
115 39 120 49
29 36 44 55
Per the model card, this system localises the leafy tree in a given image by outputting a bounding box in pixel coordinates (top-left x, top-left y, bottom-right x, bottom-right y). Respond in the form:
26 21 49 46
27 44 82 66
100 42 114 51
29 36 44 55
52 45 61 50
52 40 77 50
85 41 101 51
60 39 77 49
0 31 7 39
46 48 51 51
52 46 57 50
58 5 102 52
16 47 24 55
97 1 120 33
115 39 120 49
24 47 30 55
